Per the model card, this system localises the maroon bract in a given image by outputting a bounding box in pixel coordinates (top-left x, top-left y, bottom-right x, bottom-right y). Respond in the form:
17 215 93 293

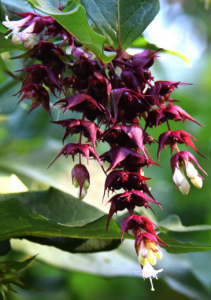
106 191 161 229
103 170 153 200
54 93 104 121
110 88 149 123
145 81 187 107
48 143 103 169
134 232 168 254
52 119 103 148
18 64 62 93
88 72 112 101
103 124 146 155
121 49 159 92
146 104 203 128
121 215 161 242
100 146 157 172
158 130 204 158
15 83 50 116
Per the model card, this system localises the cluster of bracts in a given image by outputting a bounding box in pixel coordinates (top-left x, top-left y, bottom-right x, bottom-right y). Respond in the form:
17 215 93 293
3 9 207 291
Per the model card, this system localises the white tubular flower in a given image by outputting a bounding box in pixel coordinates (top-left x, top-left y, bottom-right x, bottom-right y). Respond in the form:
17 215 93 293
172 162 185 186
134 260 163 291
136 236 163 291
19 22 37 49
2 15 32 44
171 151 207 195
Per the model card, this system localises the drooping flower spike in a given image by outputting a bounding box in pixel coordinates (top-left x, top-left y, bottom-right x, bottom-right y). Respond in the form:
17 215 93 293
134 232 165 291
4 9 208 293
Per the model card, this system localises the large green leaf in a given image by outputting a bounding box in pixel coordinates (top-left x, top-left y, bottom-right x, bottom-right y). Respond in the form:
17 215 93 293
1 189 211 254
0 33 25 53
0 187 104 226
25 0 116 63
80 0 160 51
159 215 211 232
0 197 128 240
159 233 211 254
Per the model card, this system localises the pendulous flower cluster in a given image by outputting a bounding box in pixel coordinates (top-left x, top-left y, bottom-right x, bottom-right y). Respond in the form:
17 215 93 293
3 7 207 291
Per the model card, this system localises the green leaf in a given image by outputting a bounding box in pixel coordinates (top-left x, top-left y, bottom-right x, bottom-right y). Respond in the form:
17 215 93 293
0 197 121 240
159 232 211 254
0 187 104 226
0 256 36 271
159 215 211 232
80 0 160 51
25 0 116 63
0 33 25 53
1 0 34 15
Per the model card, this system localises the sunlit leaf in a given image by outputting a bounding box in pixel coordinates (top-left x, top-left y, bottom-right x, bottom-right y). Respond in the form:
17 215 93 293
25 0 116 63
159 215 211 232
80 0 160 51
159 232 211 254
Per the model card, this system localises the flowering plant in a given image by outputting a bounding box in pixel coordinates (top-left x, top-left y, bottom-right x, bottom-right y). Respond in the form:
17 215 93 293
0 0 211 298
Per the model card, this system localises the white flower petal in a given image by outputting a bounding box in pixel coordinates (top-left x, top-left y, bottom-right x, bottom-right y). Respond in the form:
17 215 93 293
11 31 22 44
191 176 203 188
2 15 31 32
173 165 185 186
178 177 190 195
134 261 163 291
186 161 198 179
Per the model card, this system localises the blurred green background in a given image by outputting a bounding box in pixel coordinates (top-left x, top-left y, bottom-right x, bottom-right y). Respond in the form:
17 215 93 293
0 0 211 299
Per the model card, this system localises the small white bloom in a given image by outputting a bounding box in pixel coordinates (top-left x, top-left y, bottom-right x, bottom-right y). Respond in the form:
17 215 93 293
2 15 31 31
173 158 203 194
2 15 32 45
19 22 37 49
134 260 163 291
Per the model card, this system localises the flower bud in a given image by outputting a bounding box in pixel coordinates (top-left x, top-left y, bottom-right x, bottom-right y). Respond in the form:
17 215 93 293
71 164 90 200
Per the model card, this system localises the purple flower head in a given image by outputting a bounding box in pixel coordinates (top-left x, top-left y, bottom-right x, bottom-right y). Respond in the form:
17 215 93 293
28 41 65 73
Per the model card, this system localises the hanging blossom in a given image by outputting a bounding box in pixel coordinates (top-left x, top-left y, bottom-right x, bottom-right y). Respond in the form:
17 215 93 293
135 235 163 291
121 216 168 290
2 15 37 49
171 151 207 195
